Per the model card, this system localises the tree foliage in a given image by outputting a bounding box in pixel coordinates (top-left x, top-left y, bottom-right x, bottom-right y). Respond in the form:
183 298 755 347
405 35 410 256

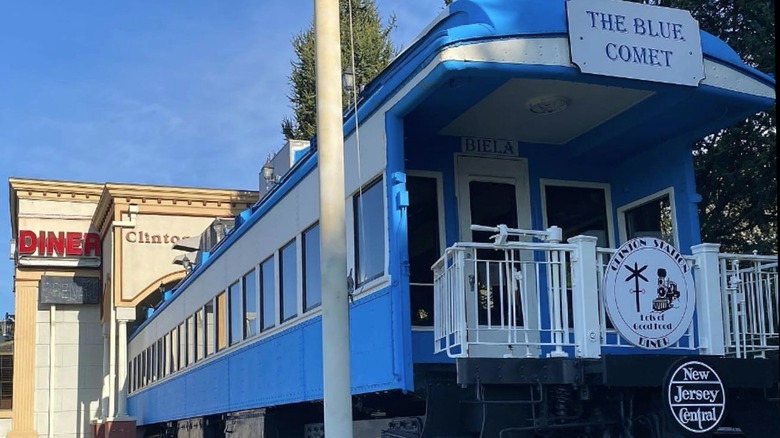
282 0 396 141
634 0 776 253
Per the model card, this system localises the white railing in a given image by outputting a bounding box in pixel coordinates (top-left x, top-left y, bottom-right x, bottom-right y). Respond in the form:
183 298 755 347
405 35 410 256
434 227 779 360
433 225 601 359
718 253 779 358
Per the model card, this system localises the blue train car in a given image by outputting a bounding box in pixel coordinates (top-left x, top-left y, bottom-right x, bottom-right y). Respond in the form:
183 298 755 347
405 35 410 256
127 0 777 436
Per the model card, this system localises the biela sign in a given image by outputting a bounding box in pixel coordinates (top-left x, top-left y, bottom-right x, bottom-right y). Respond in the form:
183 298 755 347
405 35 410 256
665 360 725 434
603 237 695 349
566 0 704 86
461 137 519 157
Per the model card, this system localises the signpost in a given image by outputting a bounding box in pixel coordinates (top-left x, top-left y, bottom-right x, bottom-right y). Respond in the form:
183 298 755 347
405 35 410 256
314 0 353 436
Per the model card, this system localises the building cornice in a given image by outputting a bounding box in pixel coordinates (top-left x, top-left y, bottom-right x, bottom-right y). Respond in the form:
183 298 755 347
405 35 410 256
8 177 104 236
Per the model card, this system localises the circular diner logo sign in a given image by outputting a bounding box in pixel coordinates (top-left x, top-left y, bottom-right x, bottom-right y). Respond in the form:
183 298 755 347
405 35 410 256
603 237 695 349
666 360 725 434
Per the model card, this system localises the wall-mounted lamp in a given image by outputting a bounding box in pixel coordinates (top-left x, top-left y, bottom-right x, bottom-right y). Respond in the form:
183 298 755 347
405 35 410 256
261 160 281 190
342 65 356 90
180 254 192 272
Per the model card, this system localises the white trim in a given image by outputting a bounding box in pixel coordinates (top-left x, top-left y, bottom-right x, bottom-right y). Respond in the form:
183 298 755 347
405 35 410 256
440 37 773 99
540 179 615 248
617 187 679 248
701 59 775 99
454 154 532 241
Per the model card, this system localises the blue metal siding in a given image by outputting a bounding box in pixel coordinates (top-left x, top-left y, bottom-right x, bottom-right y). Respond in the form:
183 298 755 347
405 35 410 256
128 287 405 425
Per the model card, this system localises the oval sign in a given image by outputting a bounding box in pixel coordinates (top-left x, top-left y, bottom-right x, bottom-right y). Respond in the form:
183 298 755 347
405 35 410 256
603 237 695 349
666 360 725 434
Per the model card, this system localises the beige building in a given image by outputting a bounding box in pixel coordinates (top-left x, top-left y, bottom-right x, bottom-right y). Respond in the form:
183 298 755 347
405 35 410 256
5 178 257 438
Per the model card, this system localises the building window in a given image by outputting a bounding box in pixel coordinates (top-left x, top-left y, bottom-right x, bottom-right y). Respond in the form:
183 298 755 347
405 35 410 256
243 270 258 338
354 179 385 285
407 175 441 326
205 299 215 356
623 192 675 245
543 183 611 247
280 240 298 322
260 256 276 331
303 223 321 311
228 281 242 345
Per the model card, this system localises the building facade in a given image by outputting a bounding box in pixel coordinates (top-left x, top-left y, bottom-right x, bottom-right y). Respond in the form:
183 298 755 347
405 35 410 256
5 178 257 438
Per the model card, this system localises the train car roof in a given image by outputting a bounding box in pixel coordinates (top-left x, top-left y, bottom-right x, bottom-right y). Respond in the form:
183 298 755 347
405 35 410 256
344 0 774 154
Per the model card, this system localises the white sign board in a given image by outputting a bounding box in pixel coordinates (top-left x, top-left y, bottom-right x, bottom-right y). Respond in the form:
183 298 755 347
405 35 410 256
567 0 704 86
603 237 695 349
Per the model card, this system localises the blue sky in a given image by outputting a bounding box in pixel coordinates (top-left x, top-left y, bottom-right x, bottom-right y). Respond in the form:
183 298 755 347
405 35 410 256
0 1 444 316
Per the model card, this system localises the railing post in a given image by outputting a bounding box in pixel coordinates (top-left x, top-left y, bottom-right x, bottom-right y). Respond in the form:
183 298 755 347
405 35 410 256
568 235 601 358
691 243 725 356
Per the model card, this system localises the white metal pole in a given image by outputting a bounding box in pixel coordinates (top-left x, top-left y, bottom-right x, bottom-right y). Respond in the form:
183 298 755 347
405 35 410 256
314 0 353 436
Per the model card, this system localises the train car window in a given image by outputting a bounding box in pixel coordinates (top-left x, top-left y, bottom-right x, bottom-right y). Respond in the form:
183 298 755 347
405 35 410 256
165 331 172 376
623 193 675 245
205 299 215 356
243 270 258 338
187 315 196 366
129 358 134 393
171 327 180 372
354 178 385 285
260 256 276 331
216 291 227 351
543 184 610 247
157 339 163 380
280 239 298 322
407 175 441 326
228 281 242 345
142 349 146 386
303 223 321 311
178 322 187 368
195 308 205 362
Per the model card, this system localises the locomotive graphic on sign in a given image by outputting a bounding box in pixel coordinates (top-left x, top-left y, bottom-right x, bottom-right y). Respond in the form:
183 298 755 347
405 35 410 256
603 237 696 349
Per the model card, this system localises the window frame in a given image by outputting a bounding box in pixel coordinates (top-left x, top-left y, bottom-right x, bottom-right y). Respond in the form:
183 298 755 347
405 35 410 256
302 222 322 312
260 254 277 331
406 171 446 329
242 267 259 339
617 187 678 247
279 238 299 323
540 179 615 249
228 280 242 345
352 177 387 287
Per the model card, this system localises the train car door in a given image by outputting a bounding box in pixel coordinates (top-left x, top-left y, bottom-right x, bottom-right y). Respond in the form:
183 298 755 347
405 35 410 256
455 155 539 357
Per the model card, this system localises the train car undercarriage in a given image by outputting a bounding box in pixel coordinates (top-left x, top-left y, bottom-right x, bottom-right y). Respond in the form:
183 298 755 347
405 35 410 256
138 355 778 438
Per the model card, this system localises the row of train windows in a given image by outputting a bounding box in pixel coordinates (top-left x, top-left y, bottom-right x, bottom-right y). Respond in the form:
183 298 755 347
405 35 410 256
129 179 386 393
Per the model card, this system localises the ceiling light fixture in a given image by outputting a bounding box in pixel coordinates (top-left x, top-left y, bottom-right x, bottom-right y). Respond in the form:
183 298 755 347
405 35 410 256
527 95 570 115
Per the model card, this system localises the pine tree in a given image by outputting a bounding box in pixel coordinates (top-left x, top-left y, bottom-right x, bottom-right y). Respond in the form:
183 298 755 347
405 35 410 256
629 0 776 253
281 0 396 141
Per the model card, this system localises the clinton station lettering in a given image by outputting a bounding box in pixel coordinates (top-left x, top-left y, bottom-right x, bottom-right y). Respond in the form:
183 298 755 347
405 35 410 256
18 230 101 257
125 231 187 245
